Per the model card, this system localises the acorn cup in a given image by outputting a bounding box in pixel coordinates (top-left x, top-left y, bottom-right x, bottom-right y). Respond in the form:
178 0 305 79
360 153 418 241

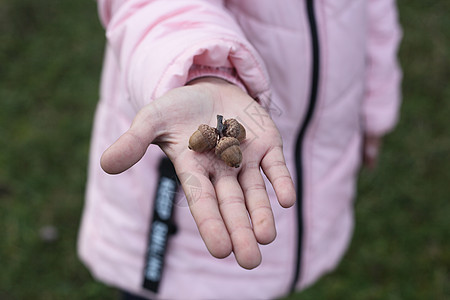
223 118 246 142
215 137 242 168
188 115 246 168
188 124 218 152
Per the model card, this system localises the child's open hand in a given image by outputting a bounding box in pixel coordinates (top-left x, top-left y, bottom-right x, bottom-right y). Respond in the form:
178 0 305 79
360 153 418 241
100 77 296 269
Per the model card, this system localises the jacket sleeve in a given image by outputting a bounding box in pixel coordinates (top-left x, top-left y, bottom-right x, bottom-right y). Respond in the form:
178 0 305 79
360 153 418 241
363 0 403 136
96 0 270 110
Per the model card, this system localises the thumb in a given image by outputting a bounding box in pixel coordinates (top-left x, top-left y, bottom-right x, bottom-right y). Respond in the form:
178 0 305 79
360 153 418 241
100 104 163 174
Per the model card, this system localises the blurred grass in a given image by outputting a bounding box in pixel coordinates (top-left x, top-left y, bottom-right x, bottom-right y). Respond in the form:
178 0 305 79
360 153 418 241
0 0 448 299
0 0 116 299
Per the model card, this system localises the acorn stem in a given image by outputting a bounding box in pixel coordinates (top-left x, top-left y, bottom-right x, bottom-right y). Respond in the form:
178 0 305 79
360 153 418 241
216 115 224 138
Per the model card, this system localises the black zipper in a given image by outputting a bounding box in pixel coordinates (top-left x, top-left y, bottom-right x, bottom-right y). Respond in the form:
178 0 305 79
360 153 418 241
290 0 320 293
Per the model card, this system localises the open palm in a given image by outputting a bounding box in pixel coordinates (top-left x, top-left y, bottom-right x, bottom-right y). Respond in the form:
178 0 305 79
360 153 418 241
100 78 296 269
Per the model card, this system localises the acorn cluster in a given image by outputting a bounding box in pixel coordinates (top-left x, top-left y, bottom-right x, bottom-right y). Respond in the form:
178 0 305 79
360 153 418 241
188 115 246 168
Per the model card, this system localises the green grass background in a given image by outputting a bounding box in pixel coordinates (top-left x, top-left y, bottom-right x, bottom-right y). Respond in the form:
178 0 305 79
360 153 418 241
0 1 448 299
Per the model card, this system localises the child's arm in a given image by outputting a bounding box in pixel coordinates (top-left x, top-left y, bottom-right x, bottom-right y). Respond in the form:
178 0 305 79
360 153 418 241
95 0 294 269
96 0 271 109
363 0 403 167
101 77 296 269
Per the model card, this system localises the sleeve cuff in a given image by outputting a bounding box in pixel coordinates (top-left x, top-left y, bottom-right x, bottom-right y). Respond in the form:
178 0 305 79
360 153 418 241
186 64 248 93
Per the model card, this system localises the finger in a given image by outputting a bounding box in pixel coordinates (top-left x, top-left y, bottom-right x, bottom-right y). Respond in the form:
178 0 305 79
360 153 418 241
239 161 276 245
177 166 232 259
261 146 296 208
100 104 162 174
213 173 261 269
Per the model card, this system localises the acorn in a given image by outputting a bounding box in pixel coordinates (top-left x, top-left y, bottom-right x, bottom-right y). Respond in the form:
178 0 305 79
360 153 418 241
215 136 242 168
188 124 218 152
223 118 246 142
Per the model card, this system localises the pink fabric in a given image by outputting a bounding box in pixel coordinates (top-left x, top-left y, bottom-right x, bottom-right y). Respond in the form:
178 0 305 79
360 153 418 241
78 0 402 299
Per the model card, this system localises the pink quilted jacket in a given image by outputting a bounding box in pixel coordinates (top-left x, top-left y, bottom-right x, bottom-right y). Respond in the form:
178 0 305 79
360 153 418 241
78 0 402 299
